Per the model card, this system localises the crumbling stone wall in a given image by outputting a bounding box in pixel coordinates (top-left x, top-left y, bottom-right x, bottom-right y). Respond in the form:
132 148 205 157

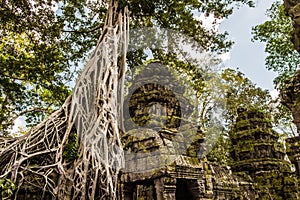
230 108 299 199
286 136 300 175
11 56 300 199
281 70 300 133
14 107 300 199
121 63 255 199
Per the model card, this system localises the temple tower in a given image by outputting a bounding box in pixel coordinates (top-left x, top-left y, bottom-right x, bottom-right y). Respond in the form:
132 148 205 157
230 108 299 199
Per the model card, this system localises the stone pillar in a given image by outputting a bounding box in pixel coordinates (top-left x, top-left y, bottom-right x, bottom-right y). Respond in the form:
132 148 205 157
190 179 206 199
154 177 176 200
230 108 285 173
203 162 214 199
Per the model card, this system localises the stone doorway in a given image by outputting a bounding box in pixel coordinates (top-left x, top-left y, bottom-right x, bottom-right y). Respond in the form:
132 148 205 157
123 182 157 200
175 179 194 200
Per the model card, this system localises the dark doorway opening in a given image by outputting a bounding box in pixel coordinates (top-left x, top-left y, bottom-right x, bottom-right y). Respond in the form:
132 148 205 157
175 179 194 200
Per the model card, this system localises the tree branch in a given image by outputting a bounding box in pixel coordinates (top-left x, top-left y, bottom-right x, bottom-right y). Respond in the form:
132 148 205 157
62 23 103 34
6 107 49 126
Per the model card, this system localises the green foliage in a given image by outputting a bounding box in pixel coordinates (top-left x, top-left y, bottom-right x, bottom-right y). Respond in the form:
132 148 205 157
0 0 255 134
205 68 273 165
207 69 297 164
0 1 73 134
272 100 297 137
221 68 272 123
158 53 207 93
63 133 79 162
252 1 300 88
206 130 231 165
0 178 16 198
195 68 272 127
252 1 299 137
126 0 255 51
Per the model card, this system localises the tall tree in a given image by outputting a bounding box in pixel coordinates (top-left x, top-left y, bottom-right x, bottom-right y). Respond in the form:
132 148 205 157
0 1 71 134
252 1 298 137
205 68 273 164
252 1 300 88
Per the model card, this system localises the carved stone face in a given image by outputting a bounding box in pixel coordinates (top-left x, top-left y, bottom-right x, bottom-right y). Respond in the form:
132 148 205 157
124 62 192 132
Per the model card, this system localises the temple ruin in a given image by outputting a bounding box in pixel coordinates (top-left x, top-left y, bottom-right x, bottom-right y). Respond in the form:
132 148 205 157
3 0 300 199
118 65 300 199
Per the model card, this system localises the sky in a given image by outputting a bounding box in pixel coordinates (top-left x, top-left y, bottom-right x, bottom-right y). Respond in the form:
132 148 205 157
219 0 279 92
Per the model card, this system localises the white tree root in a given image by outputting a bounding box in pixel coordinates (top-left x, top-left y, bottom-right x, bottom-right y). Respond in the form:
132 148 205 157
0 1 128 199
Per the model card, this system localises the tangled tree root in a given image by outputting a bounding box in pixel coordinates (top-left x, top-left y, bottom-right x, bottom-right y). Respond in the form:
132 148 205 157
0 1 128 199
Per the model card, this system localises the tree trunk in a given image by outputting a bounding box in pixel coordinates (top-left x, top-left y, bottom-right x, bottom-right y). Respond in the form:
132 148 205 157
0 1 129 199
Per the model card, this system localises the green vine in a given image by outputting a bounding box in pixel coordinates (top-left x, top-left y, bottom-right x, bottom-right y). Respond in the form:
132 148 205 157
63 133 79 162
0 178 16 199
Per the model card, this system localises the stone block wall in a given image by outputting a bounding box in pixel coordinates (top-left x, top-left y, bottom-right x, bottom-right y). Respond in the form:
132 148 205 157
230 108 299 199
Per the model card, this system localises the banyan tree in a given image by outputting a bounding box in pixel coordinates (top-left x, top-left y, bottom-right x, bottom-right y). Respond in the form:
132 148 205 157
0 1 128 199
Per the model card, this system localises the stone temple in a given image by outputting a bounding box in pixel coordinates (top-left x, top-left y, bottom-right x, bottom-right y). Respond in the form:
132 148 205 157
118 63 300 200
11 63 300 200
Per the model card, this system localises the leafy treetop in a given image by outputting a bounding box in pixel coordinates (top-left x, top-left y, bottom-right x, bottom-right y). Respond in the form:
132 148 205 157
252 1 300 88
0 0 254 134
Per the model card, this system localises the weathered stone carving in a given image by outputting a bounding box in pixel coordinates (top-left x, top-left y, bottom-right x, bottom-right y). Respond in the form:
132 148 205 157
281 70 300 133
230 108 299 199
120 66 255 199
